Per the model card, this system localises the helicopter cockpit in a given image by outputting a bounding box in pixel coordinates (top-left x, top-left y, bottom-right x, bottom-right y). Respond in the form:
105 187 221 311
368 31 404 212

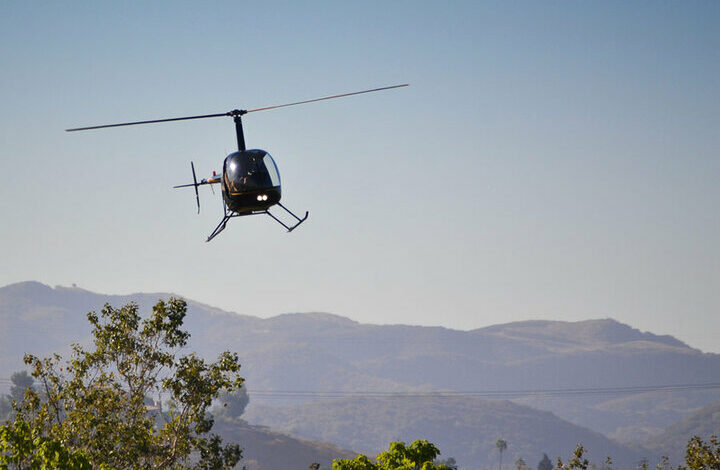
223 150 281 193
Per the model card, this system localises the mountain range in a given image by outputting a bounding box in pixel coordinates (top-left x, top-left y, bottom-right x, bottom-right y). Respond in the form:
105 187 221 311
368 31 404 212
1 281 719 469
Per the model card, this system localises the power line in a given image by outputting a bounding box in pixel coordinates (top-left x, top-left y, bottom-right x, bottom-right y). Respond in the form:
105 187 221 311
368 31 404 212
245 382 720 400
1 377 718 399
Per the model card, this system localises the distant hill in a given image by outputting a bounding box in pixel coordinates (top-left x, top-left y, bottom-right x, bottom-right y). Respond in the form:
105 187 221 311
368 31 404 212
643 399 720 466
245 396 647 470
213 419 355 470
478 319 687 351
2 280 720 466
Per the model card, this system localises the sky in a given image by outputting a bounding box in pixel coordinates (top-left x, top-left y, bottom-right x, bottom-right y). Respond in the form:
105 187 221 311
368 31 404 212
1 1 719 352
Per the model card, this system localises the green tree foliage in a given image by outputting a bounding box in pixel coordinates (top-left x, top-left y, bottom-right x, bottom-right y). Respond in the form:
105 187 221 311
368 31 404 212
538 454 553 470
550 436 720 470
8 298 244 470
554 444 588 470
681 435 720 470
0 418 92 469
435 457 457 470
333 440 452 470
655 456 673 470
496 439 508 470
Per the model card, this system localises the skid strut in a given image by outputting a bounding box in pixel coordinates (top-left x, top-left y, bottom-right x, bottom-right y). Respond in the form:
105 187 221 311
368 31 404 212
206 203 309 242
267 203 309 232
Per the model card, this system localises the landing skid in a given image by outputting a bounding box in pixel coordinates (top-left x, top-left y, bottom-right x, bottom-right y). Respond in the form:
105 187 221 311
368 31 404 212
206 202 309 242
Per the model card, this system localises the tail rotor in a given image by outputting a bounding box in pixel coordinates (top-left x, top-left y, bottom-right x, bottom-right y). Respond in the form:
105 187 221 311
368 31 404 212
191 161 200 213
174 161 202 214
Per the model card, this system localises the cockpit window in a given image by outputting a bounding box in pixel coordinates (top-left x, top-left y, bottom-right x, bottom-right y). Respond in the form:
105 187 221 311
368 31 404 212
264 153 281 187
224 150 280 193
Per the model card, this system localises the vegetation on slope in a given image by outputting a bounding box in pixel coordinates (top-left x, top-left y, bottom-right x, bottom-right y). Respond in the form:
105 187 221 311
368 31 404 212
643 400 720 466
244 396 644 469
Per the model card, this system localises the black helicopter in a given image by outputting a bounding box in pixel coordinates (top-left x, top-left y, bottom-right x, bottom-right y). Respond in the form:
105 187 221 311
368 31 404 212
66 84 408 242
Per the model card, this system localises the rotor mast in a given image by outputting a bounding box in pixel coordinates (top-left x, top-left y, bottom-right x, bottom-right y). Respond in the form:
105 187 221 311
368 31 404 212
229 109 247 152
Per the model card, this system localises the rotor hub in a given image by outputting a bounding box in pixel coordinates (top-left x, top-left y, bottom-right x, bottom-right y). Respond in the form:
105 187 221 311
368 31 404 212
228 109 247 117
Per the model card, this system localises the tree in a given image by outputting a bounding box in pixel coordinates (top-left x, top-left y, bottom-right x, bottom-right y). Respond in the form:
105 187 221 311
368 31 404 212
215 385 249 421
496 439 508 470
9 371 34 403
554 445 588 470
10 298 244 470
683 435 720 470
436 457 458 470
333 440 453 470
0 395 11 422
516 458 531 470
538 454 553 470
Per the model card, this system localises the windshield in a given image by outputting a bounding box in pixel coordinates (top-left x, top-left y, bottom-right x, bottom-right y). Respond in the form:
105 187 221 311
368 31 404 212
224 150 280 192
263 153 281 187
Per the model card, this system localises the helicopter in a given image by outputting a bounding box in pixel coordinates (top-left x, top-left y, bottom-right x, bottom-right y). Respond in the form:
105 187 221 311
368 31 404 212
66 84 408 242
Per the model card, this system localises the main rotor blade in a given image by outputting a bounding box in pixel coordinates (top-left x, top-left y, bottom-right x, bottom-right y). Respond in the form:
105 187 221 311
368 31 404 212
245 83 409 114
65 83 408 131
65 112 230 132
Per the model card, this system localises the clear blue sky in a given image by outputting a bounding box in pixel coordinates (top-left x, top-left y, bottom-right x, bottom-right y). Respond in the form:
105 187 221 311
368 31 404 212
1 1 719 352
